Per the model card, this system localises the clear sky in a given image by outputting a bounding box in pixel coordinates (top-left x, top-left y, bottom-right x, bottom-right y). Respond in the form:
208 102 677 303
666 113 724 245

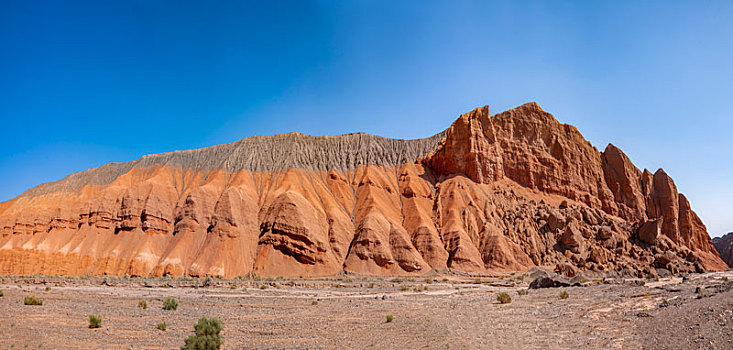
1 1 731 237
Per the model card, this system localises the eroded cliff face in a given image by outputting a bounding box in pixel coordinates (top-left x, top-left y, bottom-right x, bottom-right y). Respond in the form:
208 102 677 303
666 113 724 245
0 103 726 278
428 103 726 274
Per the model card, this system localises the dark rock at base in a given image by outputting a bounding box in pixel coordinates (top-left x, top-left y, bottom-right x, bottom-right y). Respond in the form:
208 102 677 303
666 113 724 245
526 267 554 280
656 268 672 278
529 275 583 289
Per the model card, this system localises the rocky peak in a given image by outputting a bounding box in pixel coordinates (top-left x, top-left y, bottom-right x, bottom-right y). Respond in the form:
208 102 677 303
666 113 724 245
601 143 646 221
428 102 613 209
427 103 725 270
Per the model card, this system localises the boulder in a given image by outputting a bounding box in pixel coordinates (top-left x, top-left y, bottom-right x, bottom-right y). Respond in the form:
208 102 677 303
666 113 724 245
529 275 583 289
556 262 579 277
598 225 613 240
637 218 662 245
526 267 554 280
581 207 601 225
560 223 584 253
654 251 676 267
589 247 608 265
547 209 566 231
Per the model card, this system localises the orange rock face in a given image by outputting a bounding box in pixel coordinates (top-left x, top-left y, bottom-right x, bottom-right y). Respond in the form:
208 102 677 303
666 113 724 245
0 103 726 278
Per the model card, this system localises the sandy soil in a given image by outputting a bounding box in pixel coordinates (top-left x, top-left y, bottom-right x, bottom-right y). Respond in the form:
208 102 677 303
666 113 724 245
0 271 731 349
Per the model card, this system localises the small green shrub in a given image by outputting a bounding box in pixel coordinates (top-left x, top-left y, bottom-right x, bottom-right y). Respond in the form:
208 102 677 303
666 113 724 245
138 300 148 309
368 282 375 289
311 300 318 305
182 317 223 350
517 289 529 296
24 296 42 305
163 297 179 311
400 285 408 292
385 315 394 323
425 278 433 284
0 290 3 297
259 285 268 290
157 321 167 331
88 315 102 329
559 291 569 299
45 286 51 292
620 293 626 298
496 292 512 304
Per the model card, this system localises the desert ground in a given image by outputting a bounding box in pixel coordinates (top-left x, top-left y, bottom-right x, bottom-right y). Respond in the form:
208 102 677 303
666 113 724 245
0 270 731 350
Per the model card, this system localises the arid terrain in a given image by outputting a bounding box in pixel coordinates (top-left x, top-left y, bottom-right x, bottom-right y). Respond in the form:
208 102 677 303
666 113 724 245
1 270 731 349
1 104 730 350
3 2 731 349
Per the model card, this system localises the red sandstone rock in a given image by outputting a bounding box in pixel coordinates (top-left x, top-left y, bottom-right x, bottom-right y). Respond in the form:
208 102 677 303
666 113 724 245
560 223 585 253
0 103 726 277
638 219 662 245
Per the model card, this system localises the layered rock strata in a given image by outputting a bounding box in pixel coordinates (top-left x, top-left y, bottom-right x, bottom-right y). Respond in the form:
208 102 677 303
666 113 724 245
0 102 726 278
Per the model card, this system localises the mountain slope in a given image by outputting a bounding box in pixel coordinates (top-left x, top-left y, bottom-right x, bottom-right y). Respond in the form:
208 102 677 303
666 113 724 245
713 232 733 267
0 103 726 277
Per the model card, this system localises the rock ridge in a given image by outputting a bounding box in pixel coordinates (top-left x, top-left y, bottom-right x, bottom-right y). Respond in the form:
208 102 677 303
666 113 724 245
22 130 447 197
0 102 726 278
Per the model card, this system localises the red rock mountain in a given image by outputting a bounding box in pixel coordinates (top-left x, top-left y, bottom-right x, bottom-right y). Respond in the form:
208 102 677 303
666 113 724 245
0 103 726 278
713 232 733 268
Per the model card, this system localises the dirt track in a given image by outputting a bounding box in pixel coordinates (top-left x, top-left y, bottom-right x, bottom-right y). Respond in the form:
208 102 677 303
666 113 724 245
0 271 731 349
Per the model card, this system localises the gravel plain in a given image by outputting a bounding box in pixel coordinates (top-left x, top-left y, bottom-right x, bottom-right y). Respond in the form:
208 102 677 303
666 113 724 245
0 271 731 349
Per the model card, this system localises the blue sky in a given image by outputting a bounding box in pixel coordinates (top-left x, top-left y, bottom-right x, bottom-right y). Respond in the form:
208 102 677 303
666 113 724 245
1 1 731 236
